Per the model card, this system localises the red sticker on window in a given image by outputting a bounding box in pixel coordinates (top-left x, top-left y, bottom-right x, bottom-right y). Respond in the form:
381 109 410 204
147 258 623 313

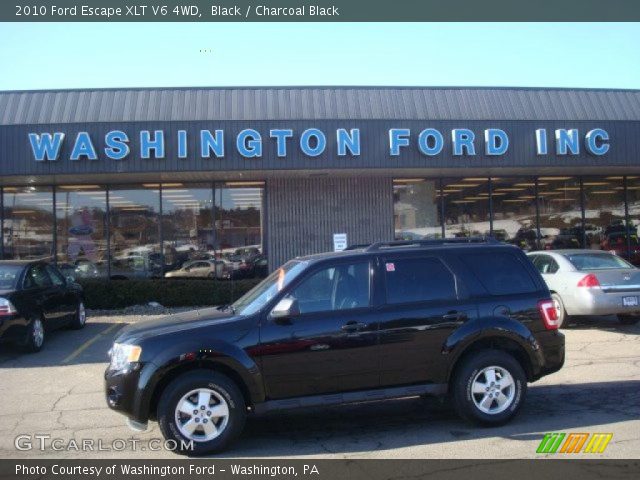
386 262 395 272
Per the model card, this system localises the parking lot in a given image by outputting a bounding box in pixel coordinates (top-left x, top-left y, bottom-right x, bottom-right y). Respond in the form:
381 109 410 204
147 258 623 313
0 312 638 459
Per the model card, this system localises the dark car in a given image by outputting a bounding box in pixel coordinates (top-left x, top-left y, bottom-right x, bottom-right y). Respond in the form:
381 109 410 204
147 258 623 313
600 232 640 265
0 260 86 352
105 238 565 455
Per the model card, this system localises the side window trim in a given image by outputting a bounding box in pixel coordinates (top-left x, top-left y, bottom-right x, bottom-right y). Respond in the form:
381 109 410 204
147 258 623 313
381 254 460 307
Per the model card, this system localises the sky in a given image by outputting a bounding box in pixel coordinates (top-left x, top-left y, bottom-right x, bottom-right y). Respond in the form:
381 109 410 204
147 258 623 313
0 22 639 90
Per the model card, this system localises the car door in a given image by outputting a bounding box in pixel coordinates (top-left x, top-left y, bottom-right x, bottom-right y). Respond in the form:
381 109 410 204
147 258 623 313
258 259 380 399
377 252 478 387
190 261 211 278
45 264 77 320
23 264 63 328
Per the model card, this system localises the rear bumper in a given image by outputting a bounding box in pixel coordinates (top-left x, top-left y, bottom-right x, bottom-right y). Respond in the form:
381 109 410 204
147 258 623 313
533 330 565 380
564 288 640 316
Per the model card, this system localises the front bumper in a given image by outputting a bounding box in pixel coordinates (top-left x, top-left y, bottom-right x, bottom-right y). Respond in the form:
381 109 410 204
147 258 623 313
104 364 147 423
564 288 640 316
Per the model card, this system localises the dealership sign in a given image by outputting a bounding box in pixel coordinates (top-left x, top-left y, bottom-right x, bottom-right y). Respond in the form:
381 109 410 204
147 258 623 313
27 127 610 161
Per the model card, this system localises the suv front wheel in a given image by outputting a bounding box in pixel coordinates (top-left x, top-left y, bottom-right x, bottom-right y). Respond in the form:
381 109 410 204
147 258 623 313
157 370 246 455
451 349 526 426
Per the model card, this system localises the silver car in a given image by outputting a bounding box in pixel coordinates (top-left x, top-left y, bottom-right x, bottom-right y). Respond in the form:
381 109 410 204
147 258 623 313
527 250 640 327
164 260 225 279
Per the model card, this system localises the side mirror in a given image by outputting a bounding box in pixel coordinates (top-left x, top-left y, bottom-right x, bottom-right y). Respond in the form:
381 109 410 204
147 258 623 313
270 296 300 321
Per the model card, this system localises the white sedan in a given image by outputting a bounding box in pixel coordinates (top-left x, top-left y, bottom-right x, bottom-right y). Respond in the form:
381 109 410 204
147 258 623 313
527 250 640 327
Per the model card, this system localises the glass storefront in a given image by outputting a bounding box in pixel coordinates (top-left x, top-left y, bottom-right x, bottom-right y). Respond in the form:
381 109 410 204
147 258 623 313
108 185 162 279
2 186 54 260
2 175 640 273
215 182 266 279
537 176 583 250
55 185 108 279
442 177 490 238
161 183 214 274
393 179 442 240
391 175 640 264
491 177 538 250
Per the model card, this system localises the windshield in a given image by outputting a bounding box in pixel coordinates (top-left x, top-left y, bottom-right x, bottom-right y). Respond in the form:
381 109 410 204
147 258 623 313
0 265 23 290
231 260 308 315
565 253 634 270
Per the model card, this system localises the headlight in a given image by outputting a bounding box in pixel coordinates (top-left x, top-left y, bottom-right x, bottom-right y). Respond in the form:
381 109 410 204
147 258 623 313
109 343 142 371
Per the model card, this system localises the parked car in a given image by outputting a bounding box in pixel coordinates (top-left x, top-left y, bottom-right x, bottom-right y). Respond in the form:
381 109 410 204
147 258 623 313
164 260 227 279
105 237 564 455
0 260 86 352
600 232 640 265
527 250 640 326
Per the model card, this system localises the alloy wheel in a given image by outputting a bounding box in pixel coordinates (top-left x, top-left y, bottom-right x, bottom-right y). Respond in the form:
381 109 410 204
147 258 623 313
32 318 44 348
174 388 230 442
78 302 86 325
471 365 516 415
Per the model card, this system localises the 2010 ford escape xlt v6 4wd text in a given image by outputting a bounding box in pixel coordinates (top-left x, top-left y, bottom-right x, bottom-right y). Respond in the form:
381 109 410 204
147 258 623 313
105 238 565 455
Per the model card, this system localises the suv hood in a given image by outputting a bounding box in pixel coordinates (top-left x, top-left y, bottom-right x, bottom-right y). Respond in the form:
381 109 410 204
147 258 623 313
115 307 239 343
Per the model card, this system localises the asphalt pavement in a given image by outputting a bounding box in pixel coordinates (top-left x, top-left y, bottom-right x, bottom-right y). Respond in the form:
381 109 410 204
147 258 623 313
0 313 638 459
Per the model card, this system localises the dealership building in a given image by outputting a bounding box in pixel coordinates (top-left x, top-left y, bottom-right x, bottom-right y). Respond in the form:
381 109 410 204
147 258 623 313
1 86 640 276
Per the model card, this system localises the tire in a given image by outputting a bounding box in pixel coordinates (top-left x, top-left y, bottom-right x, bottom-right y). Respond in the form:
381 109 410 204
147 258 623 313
69 301 87 330
551 293 569 328
451 349 527 426
617 315 640 325
157 370 246 456
23 316 45 353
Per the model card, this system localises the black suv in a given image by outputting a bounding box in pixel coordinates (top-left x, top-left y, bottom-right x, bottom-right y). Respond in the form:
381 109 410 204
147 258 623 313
105 238 565 455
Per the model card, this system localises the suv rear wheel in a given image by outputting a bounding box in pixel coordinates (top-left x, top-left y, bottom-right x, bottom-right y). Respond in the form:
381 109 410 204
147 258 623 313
157 370 246 455
452 349 526 426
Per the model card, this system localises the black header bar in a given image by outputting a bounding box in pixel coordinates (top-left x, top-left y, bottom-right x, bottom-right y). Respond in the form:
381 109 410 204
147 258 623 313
3 0 640 22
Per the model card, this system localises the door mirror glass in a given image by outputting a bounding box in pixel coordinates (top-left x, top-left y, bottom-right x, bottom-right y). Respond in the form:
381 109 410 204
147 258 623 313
270 296 300 319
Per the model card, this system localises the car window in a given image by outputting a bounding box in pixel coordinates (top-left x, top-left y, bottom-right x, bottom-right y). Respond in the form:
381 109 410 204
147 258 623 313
288 261 371 314
531 255 559 274
384 256 457 304
45 265 66 286
462 252 537 295
24 264 53 289
0 265 23 290
565 253 633 270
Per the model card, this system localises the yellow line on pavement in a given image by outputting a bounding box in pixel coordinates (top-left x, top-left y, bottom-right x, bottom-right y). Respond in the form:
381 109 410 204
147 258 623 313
62 323 122 364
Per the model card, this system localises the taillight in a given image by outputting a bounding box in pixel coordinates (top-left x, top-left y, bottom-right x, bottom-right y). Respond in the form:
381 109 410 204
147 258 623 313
577 273 600 288
0 297 18 316
538 299 559 330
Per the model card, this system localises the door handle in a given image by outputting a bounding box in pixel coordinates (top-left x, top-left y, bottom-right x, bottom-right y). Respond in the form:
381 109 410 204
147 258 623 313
341 321 367 332
442 311 467 322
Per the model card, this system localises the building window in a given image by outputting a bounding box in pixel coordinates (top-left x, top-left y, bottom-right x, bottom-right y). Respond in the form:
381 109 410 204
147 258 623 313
490 177 538 250
393 179 442 240
536 176 583 250
2 186 54 260
161 183 214 273
55 185 108 279
624 176 640 265
442 177 490 238
582 176 626 250
108 185 161 280
215 182 266 279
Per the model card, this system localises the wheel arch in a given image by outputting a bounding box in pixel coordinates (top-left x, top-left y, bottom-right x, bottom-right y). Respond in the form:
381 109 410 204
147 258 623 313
447 335 535 384
146 360 255 421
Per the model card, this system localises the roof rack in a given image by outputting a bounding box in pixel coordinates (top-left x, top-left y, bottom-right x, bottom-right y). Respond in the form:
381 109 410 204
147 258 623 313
364 236 500 252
